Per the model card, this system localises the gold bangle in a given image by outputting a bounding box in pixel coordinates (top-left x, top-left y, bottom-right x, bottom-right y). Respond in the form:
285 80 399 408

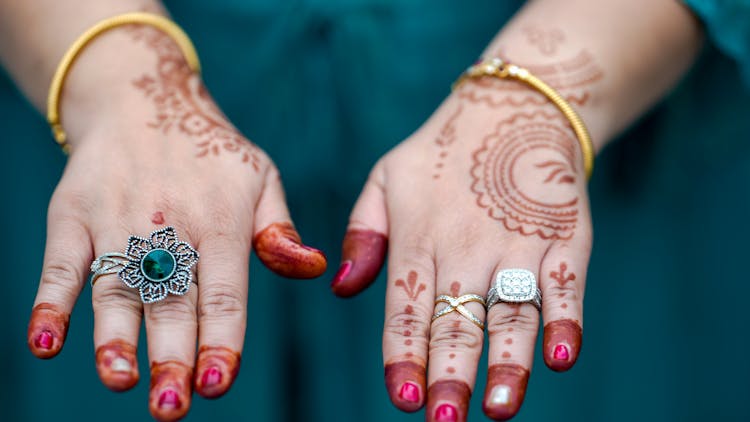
46 12 201 154
453 58 594 180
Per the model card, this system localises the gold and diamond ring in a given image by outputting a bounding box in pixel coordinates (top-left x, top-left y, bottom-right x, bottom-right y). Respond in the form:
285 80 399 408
432 294 487 330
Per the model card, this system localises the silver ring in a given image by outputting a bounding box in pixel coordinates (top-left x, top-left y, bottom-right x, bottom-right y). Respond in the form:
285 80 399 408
486 269 542 311
90 226 199 304
432 294 487 330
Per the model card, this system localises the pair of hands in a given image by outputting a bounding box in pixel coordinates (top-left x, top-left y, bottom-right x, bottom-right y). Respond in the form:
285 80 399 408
26 27 592 422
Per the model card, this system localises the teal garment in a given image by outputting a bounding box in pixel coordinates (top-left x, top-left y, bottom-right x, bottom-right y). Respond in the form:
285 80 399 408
685 0 750 86
2 1 750 421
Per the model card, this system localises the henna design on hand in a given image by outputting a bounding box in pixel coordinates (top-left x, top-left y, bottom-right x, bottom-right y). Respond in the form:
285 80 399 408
550 262 575 287
470 112 580 240
432 104 463 180
129 27 261 170
523 26 565 56
395 270 426 301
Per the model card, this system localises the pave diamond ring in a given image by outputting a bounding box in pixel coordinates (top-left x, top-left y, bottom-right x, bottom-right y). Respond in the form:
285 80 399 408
432 294 487 330
90 226 199 304
487 269 542 311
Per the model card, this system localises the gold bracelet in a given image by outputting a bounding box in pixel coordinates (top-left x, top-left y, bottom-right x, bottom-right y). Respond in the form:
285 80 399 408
46 12 201 154
453 57 594 180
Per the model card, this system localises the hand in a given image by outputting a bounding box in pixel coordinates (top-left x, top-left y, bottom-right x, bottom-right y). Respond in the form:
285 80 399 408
331 79 592 420
26 27 326 422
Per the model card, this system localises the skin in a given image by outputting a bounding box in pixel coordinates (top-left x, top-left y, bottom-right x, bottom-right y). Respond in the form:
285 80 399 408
0 1 326 419
333 0 703 419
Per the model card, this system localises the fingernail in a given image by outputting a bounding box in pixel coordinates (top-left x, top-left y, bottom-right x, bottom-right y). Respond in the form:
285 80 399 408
201 366 222 387
331 260 353 286
553 344 570 361
35 331 53 349
158 389 181 410
399 382 420 403
488 385 511 405
435 404 458 422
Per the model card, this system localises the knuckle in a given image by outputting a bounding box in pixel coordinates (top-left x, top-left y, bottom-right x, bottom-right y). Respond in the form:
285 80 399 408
198 283 245 320
429 317 484 351
146 296 196 323
92 285 141 315
486 306 538 337
544 283 580 303
383 303 431 341
41 261 84 291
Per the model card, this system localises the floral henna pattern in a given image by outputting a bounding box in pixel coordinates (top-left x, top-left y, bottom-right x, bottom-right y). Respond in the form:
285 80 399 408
470 112 579 240
395 271 426 349
130 27 261 170
550 262 576 287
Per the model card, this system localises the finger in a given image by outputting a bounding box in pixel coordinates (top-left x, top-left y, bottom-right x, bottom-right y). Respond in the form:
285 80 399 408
252 165 327 278
91 225 145 392
382 231 436 412
539 237 590 372
331 161 388 297
425 254 492 422
142 229 199 421
28 201 93 359
193 234 247 399
483 256 543 421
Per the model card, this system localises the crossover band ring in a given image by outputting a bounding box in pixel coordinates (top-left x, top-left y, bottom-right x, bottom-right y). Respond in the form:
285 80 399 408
432 294 487 330
89 226 199 304
486 269 542 311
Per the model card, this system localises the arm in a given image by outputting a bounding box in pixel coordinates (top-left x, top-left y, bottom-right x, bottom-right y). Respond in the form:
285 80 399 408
332 0 702 420
0 1 327 420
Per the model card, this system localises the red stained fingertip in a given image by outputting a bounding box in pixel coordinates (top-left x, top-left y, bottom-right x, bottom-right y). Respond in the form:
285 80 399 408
330 229 387 297
194 345 241 399
96 339 139 391
543 319 582 372
385 361 426 412
426 380 471 422
27 303 69 359
149 360 192 422
253 222 327 279
483 364 530 421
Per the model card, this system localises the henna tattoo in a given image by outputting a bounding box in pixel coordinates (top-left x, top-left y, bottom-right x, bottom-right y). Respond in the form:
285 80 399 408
194 345 241 399
502 351 511 359
27 303 69 359
447 366 456 374
151 211 165 225
523 26 565 56
149 360 193 421
331 230 387 297
483 364 530 420
385 361 426 412
504 338 513 345
427 381 471 422
543 319 582 372
395 271 426 301
252 222 327 279
433 105 463 180
550 262 576 286
449 281 461 297
470 112 580 239
129 27 261 170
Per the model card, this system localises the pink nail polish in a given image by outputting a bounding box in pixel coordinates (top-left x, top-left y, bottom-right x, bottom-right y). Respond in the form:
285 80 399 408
435 403 458 422
553 344 570 361
331 261 353 286
399 382 420 403
35 331 53 350
158 389 181 409
202 366 222 387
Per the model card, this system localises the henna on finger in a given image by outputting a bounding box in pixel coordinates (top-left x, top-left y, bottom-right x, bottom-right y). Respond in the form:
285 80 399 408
96 339 139 391
149 360 193 422
385 360 426 412
194 345 241 399
426 380 472 422
543 318 582 372
27 302 70 359
483 364 530 421
331 229 387 297
252 222 327 279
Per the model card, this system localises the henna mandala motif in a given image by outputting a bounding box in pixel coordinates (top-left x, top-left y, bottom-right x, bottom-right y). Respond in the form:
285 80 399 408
130 27 261 170
470 112 579 240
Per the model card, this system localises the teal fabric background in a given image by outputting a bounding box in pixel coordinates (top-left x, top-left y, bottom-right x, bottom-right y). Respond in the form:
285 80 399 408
2 1 750 421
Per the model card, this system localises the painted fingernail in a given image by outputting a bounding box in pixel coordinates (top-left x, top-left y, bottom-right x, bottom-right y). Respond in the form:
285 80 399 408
330 230 387 297
35 331 53 349
253 222 327 279
385 361 426 412
202 367 222 387
27 303 70 359
553 344 570 361
483 364 530 420
158 389 181 409
331 260 353 287
543 319 582 372
399 382 420 403
195 346 241 399
435 404 458 422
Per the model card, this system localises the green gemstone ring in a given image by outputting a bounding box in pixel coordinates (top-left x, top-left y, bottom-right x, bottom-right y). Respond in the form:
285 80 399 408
90 226 199 303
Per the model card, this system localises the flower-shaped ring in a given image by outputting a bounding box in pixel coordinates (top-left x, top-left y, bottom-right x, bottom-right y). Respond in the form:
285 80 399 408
90 226 199 303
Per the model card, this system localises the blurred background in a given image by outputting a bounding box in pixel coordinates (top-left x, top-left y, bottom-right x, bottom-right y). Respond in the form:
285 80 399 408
2 0 750 421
